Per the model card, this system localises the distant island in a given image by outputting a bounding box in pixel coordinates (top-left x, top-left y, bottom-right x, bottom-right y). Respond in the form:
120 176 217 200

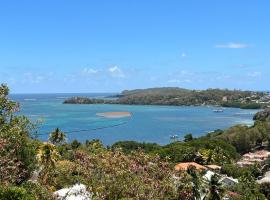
63 87 270 109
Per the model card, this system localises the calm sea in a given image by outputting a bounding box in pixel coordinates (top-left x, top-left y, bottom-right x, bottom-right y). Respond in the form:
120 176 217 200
10 93 258 145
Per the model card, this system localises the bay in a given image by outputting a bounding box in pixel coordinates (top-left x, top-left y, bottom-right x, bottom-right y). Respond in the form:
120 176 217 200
10 93 258 145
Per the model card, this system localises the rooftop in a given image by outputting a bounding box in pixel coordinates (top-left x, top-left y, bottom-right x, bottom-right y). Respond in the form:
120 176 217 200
174 162 207 171
206 164 222 170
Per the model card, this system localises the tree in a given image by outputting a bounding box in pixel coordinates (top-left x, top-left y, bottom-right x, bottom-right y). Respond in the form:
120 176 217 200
73 148 185 199
71 139 81 149
233 173 266 199
49 128 66 145
37 142 59 185
205 174 225 200
37 142 59 167
184 133 193 142
260 182 270 199
0 84 37 185
187 166 204 199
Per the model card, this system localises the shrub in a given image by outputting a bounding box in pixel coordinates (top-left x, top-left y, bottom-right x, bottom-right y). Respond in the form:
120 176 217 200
0 186 35 200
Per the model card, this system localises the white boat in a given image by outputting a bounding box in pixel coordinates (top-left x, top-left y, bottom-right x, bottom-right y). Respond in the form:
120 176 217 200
213 109 224 113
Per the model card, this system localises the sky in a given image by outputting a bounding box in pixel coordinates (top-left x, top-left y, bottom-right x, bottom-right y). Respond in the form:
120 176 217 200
0 0 269 93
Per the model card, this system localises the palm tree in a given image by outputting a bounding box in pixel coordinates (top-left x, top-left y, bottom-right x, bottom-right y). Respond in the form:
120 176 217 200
187 166 203 200
49 128 66 145
205 174 225 200
37 142 59 184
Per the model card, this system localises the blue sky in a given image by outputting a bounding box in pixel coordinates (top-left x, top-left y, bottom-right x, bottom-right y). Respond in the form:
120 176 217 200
0 0 269 93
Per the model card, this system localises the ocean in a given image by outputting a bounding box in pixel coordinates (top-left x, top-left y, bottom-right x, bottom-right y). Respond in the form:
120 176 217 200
10 93 259 145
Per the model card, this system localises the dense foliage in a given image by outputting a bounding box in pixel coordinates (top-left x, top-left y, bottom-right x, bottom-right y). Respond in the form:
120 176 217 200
117 88 260 107
216 120 270 153
0 84 37 185
254 109 270 121
221 101 262 109
111 140 161 153
2 84 270 199
64 87 267 109
63 97 108 104
113 137 239 165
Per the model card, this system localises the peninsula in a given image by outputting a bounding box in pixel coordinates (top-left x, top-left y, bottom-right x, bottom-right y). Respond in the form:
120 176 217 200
63 87 270 109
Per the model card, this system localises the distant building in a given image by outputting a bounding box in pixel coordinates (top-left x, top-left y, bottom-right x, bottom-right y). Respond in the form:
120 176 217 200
203 170 215 182
257 171 270 184
54 184 92 200
222 96 228 102
237 150 270 167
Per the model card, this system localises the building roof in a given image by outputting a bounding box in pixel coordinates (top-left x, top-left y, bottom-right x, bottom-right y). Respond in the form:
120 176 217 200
174 162 207 171
203 170 215 181
219 176 239 184
243 150 270 159
206 164 222 170
237 161 253 167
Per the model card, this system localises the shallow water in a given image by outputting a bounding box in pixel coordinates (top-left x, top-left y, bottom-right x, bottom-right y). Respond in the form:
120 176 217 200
10 93 259 145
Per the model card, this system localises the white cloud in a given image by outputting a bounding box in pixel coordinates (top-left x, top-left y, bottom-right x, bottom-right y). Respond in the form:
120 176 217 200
23 72 45 83
168 79 191 83
108 66 125 78
82 68 98 75
178 70 193 76
247 71 261 77
215 42 249 49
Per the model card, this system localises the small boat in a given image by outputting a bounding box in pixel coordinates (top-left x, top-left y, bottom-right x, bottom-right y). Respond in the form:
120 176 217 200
213 109 224 112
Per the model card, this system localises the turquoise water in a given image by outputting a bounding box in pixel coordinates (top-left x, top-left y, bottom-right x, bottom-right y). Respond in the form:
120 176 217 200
10 94 258 145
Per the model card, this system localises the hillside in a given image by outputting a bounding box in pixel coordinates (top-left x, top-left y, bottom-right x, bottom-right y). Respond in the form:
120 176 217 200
64 87 269 109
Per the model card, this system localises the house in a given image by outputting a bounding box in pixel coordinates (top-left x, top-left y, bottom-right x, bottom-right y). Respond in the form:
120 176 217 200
222 96 228 102
219 177 238 186
54 183 92 200
237 150 270 167
174 162 207 171
203 170 238 186
257 171 270 184
203 170 215 182
243 150 270 160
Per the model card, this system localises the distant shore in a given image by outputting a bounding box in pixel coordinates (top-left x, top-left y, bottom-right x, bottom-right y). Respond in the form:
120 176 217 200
63 87 270 109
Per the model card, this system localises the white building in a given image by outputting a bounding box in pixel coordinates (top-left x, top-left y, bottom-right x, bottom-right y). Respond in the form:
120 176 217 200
54 184 92 200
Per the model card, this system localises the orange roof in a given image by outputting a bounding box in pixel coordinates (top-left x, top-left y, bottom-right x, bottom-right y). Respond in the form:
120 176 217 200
174 162 207 171
206 165 222 170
